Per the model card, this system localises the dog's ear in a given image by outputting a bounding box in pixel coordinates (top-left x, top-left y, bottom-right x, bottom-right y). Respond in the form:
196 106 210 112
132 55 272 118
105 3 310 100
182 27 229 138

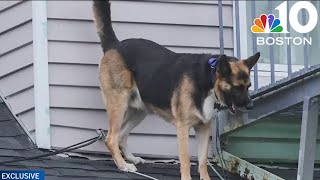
244 52 260 69
216 55 231 78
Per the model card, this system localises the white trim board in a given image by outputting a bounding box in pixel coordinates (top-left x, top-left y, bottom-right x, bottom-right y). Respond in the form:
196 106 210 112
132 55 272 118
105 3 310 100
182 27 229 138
32 1 51 149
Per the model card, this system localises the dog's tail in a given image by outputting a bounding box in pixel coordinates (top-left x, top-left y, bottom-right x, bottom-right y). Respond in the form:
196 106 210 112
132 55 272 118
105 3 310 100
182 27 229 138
92 0 119 53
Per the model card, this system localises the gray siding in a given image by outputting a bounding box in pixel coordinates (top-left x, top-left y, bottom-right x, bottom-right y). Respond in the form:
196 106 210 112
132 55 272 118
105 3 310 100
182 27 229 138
46 0 233 157
0 0 234 157
0 1 35 136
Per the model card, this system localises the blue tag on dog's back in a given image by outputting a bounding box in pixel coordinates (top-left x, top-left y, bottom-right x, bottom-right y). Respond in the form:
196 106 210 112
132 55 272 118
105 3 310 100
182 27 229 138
208 58 218 69
0 170 45 180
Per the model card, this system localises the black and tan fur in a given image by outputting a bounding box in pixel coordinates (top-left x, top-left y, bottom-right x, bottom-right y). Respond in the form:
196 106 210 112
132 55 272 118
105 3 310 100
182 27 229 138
92 1 260 179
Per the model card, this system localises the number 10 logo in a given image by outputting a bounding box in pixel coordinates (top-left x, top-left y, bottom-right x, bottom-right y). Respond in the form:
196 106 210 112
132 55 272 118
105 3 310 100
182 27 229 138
252 1 318 34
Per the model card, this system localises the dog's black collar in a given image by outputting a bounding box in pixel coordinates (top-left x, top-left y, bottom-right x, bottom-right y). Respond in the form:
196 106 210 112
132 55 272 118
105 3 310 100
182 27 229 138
210 56 237 111
214 102 222 110
213 89 229 111
209 59 221 110
214 102 228 110
213 90 223 110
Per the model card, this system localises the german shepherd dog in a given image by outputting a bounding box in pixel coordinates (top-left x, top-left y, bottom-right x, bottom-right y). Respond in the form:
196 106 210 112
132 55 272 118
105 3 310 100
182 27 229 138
92 1 260 179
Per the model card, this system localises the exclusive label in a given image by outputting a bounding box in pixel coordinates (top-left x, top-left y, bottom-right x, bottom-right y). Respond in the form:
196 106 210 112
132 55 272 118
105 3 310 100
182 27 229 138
0 171 44 180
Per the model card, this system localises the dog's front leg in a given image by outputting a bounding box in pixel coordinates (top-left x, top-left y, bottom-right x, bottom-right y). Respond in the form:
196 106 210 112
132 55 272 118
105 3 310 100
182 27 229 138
177 123 192 180
194 122 212 180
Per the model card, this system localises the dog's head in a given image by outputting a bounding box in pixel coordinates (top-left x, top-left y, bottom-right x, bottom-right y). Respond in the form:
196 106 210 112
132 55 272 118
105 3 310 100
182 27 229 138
214 52 260 114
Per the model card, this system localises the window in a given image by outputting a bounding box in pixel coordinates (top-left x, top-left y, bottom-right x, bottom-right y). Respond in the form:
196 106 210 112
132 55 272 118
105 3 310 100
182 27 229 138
235 1 320 89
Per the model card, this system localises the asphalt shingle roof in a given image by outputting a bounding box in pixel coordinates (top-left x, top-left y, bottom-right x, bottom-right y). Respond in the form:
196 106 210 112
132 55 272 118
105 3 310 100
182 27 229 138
0 96 243 180
3 93 315 179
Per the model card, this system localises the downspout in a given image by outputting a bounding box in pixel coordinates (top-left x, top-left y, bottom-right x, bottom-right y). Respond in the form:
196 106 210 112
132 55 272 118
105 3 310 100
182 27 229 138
32 1 51 149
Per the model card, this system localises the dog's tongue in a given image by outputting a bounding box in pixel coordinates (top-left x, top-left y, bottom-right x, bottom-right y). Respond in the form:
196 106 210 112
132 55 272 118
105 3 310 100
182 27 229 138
228 104 236 114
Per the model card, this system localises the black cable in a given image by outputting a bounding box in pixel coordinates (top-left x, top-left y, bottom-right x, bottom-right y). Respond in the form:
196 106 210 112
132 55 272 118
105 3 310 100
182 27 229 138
0 131 103 165
215 116 226 180
216 115 229 180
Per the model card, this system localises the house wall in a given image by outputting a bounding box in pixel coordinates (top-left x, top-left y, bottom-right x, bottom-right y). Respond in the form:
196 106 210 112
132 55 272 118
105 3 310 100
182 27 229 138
0 1 35 136
46 0 234 157
0 0 234 158
0 0 317 164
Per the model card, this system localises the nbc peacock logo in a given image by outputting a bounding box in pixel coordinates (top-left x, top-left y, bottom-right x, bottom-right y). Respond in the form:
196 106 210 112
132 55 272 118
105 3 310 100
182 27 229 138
251 14 283 33
252 1 318 46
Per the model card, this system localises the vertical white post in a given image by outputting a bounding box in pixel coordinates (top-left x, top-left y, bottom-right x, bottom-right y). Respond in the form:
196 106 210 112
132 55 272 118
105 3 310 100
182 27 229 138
297 97 319 180
32 1 51 149
232 1 238 58
238 1 248 59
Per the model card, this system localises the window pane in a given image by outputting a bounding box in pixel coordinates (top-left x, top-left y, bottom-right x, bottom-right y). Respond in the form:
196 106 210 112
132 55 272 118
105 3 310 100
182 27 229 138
245 0 319 66
309 1 320 66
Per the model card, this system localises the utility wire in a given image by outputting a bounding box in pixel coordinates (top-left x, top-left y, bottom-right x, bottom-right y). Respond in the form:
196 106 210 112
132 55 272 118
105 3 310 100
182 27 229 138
0 129 159 180
0 129 103 165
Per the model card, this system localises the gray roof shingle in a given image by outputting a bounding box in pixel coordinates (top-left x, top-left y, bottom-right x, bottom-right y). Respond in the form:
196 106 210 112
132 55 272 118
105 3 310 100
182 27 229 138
0 95 242 180
1 89 319 179
2 91 320 179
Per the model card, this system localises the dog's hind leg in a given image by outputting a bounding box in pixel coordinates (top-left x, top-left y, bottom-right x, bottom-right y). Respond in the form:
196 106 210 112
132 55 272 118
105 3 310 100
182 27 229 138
99 49 138 172
105 90 137 172
119 108 146 164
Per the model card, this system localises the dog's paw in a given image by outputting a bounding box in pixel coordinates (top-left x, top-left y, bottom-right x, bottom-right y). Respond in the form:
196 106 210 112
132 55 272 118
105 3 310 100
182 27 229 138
119 163 137 172
124 153 147 164
199 171 211 180
128 156 146 165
